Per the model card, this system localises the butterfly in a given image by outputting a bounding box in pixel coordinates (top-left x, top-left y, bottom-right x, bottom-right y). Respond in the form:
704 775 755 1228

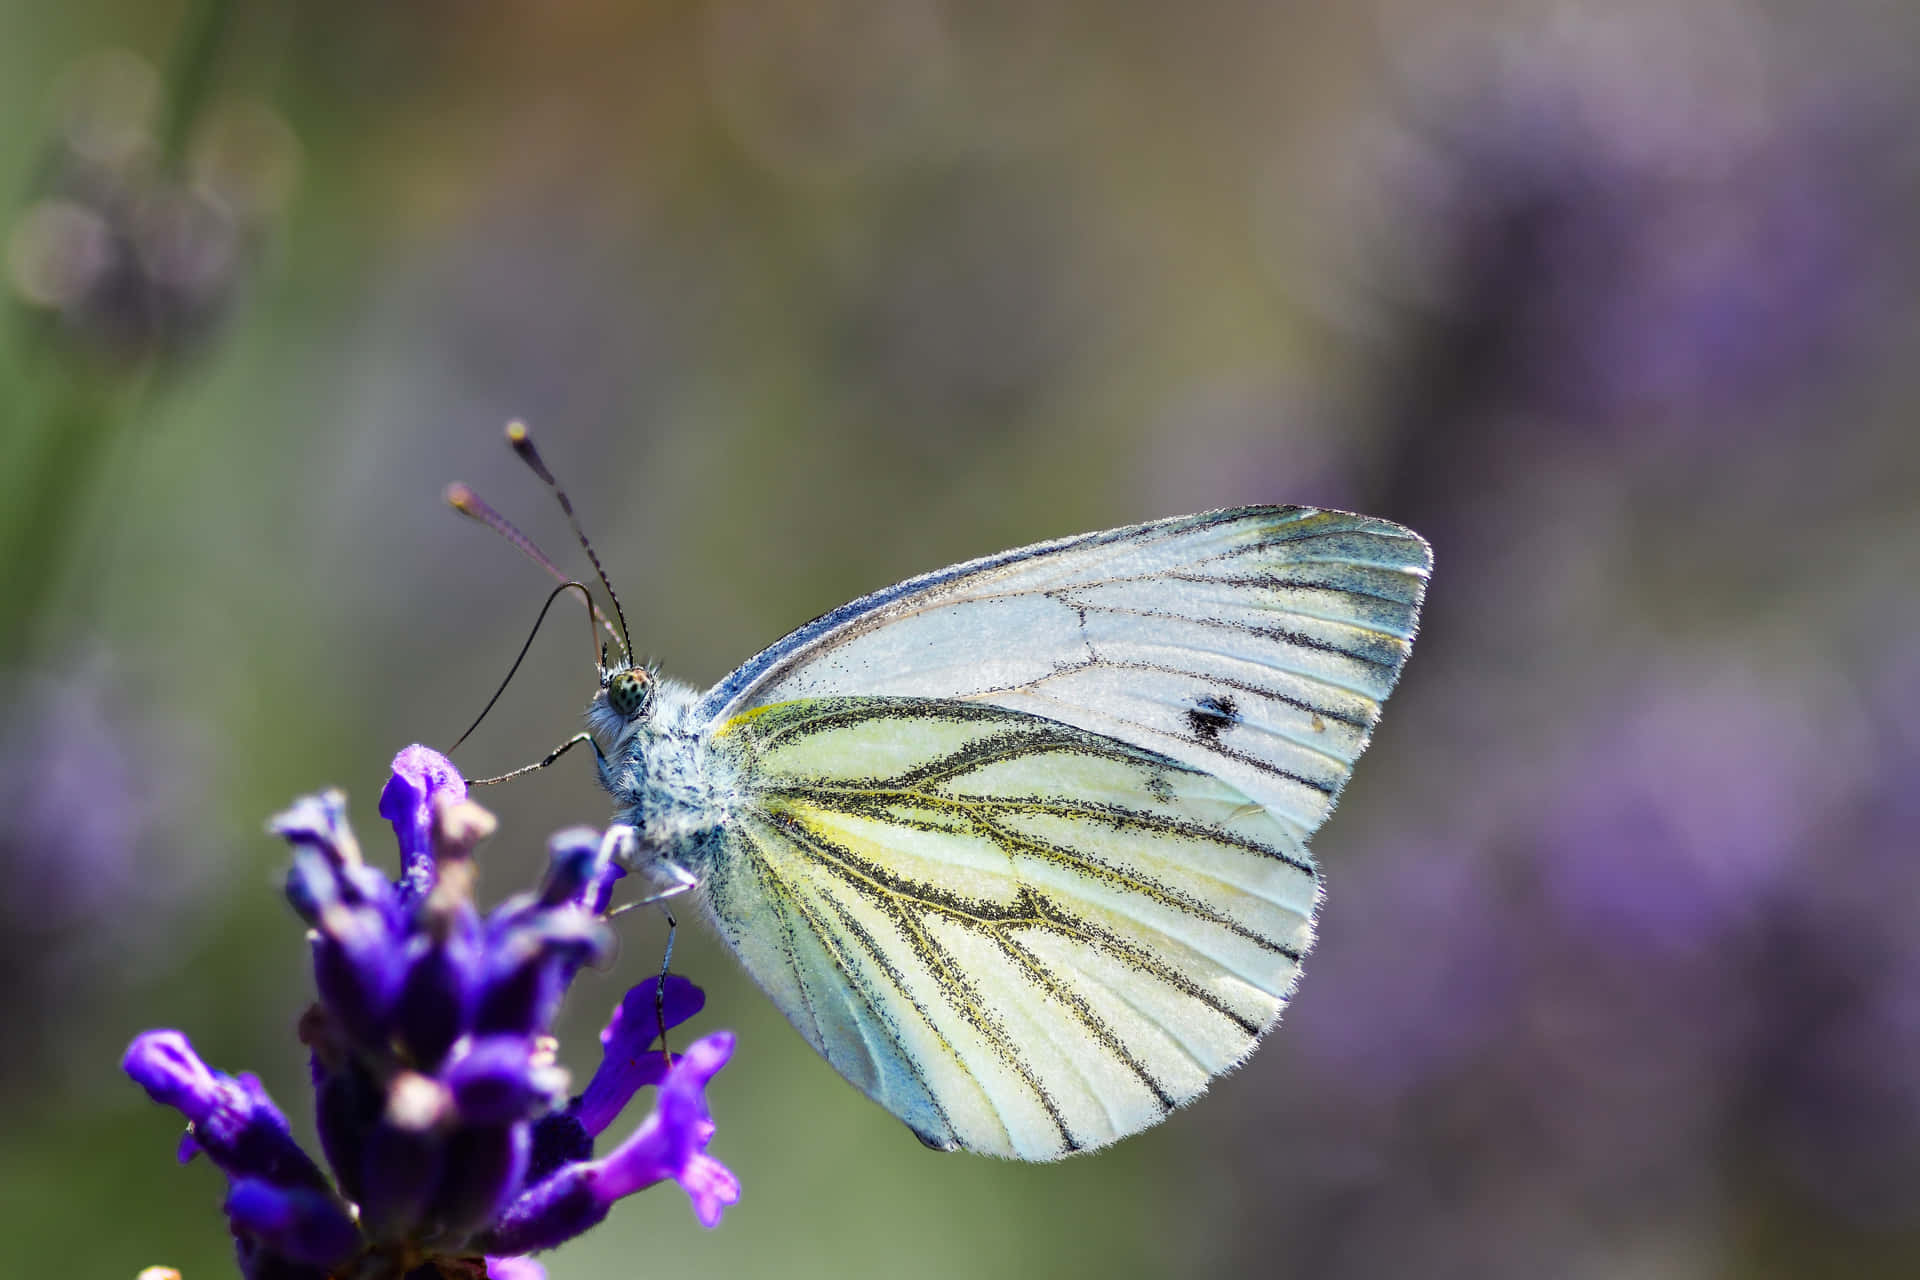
573 504 1430 1161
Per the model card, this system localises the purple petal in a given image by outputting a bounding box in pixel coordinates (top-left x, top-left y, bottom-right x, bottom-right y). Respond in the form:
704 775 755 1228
124 1030 218 1118
595 1032 734 1203
311 1061 378 1207
224 1179 361 1267
579 826 631 916
535 828 606 909
357 1073 449 1243
526 1112 592 1187
311 905 405 1048
390 908 485 1069
487 1257 547 1280
424 1121 532 1244
585 859 628 917
474 911 610 1036
472 1170 604 1256
123 1032 330 1193
571 976 706 1136
378 745 467 903
676 1152 742 1230
283 848 340 925
357 1124 440 1243
477 1031 737 1254
444 1035 567 1126
269 794 394 911
605 976 707 1050
571 1054 670 1142
268 790 361 871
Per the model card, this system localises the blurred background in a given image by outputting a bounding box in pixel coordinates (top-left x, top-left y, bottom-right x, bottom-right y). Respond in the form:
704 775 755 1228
3 1 1917 1276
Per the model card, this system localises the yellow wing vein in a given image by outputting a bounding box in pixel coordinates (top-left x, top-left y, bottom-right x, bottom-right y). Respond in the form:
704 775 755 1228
771 813 1077 1151
778 782 1307 957
730 833 849 1075
773 779 1314 876
945 794 1307 957
762 806 1266 1037
778 814 1195 1140
751 838 965 1148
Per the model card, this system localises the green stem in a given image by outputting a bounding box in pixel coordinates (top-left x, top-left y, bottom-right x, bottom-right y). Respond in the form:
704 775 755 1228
0 0 241 665
158 0 237 170
0 374 134 665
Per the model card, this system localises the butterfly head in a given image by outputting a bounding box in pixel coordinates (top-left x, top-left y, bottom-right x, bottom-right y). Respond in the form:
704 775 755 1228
605 665 655 720
589 660 662 757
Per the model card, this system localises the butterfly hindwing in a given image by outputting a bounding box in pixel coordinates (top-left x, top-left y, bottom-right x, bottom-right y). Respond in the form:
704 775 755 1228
703 696 1321 1160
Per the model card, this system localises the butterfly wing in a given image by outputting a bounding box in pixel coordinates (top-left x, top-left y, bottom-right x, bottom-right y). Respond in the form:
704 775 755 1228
702 696 1322 1160
699 506 1431 843
688 507 1428 1157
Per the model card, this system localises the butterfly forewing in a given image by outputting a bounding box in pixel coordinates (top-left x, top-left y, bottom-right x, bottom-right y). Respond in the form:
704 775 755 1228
699 506 1429 838
704 697 1320 1160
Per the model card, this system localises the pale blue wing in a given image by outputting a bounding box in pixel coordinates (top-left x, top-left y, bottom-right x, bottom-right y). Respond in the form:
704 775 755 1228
698 507 1431 843
701 697 1321 1160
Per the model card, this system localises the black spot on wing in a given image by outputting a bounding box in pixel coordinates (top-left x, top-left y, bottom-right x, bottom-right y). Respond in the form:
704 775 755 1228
1186 694 1239 743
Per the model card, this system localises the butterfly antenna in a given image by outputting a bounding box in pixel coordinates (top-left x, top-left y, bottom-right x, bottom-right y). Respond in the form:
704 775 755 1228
504 421 634 665
448 580 604 756
446 482 624 656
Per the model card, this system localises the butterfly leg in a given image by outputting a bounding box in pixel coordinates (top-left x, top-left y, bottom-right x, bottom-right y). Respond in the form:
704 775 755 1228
654 902 679 1062
603 860 698 920
467 731 606 786
605 862 699 1059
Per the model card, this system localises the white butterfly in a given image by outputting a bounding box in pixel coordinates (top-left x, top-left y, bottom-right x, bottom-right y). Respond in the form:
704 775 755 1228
578 505 1430 1160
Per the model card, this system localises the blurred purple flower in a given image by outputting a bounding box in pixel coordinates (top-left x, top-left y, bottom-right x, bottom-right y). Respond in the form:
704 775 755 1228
1753 644 1920 1221
1530 668 1850 951
124 746 737 1279
6 50 297 369
1195 653 1920 1275
1319 6 1908 467
1288 843 1513 1099
0 664 202 1083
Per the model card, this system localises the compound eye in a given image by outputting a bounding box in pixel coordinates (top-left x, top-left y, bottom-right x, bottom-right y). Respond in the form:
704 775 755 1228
607 668 653 719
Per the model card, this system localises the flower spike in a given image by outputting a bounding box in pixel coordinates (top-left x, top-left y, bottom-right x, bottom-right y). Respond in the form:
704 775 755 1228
124 745 737 1279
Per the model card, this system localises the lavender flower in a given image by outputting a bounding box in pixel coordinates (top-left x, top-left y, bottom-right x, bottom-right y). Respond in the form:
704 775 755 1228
1304 3 1913 552
0 664 202 1085
6 50 298 368
124 745 738 1280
